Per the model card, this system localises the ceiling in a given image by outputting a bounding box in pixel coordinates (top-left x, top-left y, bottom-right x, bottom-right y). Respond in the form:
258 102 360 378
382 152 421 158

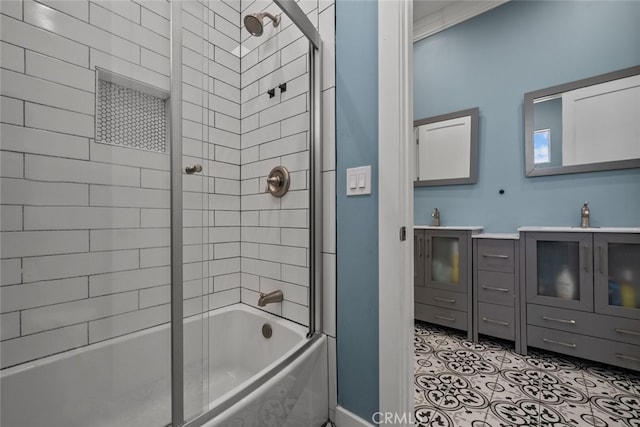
413 0 509 42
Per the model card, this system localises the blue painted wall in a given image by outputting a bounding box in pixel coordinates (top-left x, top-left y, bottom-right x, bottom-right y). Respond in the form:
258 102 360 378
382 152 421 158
414 1 640 232
335 0 379 421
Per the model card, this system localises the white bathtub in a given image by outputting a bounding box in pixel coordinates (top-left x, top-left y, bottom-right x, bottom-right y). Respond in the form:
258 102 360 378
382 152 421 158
0 304 328 427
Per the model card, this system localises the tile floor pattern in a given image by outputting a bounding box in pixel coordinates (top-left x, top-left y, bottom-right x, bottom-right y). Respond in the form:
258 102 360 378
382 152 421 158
414 321 640 427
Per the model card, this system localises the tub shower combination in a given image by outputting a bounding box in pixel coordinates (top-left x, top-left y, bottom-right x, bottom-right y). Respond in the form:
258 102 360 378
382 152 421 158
0 0 326 426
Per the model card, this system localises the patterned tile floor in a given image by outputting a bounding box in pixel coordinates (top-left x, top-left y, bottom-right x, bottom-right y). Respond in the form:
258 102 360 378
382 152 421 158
414 321 640 427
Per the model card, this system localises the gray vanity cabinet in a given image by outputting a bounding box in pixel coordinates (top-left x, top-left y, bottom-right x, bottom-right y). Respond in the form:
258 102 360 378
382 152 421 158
414 228 476 340
473 237 520 351
524 232 594 312
522 230 640 371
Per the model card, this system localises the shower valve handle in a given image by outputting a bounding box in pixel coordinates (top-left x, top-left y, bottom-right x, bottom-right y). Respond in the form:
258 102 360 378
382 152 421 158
264 176 281 192
264 166 290 197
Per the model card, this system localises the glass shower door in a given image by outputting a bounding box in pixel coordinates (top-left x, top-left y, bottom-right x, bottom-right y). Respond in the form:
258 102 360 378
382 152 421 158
178 0 211 423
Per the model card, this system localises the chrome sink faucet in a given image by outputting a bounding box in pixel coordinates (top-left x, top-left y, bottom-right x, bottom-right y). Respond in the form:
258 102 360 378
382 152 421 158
580 202 590 228
432 208 440 227
258 290 283 307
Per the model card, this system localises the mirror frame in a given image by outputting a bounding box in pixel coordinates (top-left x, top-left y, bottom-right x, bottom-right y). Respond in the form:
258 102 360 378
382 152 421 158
414 107 479 187
524 65 640 177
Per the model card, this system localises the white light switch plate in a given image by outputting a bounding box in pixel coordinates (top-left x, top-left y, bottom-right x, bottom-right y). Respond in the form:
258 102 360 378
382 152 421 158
346 166 371 196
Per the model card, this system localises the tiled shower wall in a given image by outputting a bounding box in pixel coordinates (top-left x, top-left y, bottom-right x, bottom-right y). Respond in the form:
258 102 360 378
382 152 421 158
237 0 337 416
0 0 241 368
238 0 335 330
0 0 335 380
238 0 313 325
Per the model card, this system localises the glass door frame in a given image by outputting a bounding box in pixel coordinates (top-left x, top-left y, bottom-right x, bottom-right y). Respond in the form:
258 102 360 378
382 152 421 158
169 1 183 425
524 232 594 312
423 229 468 292
594 233 640 320
169 1 323 426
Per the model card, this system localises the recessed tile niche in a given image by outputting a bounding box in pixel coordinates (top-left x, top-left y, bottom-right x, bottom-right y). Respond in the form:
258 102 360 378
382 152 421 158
96 69 169 153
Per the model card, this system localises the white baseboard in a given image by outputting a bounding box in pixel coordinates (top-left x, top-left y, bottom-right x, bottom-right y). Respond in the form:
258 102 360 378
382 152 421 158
335 406 374 427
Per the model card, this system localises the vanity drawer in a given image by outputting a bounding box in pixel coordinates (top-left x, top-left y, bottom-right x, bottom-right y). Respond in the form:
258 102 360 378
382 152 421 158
478 302 515 340
415 287 467 311
527 325 640 372
527 304 640 346
477 239 514 273
476 270 515 306
415 303 467 331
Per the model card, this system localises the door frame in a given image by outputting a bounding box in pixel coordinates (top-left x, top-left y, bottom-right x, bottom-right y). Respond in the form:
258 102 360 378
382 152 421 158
378 0 414 422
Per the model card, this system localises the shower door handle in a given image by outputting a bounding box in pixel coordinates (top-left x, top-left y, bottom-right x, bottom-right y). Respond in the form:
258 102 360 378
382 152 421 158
185 164 202 174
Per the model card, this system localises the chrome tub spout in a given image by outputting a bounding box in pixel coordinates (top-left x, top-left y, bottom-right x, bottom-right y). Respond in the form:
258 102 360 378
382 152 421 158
258 290 283 307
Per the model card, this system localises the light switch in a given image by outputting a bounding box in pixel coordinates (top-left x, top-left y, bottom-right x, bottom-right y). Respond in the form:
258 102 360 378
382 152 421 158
346 165 372 196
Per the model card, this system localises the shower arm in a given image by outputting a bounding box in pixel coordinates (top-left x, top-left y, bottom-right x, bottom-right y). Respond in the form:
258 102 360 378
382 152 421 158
261 12 280 25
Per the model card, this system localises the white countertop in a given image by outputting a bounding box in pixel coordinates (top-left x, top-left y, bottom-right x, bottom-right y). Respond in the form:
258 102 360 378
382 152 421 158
517 226 640 233
414 226 483 231
472 233 520 240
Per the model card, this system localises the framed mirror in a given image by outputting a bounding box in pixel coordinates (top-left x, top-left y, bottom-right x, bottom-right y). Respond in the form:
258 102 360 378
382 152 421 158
414 107 479 186
525 65 640 177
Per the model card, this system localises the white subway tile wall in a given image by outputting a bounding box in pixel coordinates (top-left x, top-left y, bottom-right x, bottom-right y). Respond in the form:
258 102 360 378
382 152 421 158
240 0 315 325
0 0 241 369
0 1 335 397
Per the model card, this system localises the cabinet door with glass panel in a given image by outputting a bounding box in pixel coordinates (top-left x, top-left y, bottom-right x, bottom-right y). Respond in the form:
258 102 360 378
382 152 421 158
424 230 468 292
525 232 594 311
594 233 640 320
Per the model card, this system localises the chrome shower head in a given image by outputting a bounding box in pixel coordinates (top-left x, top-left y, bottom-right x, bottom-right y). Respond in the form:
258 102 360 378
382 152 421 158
243 12 280 37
